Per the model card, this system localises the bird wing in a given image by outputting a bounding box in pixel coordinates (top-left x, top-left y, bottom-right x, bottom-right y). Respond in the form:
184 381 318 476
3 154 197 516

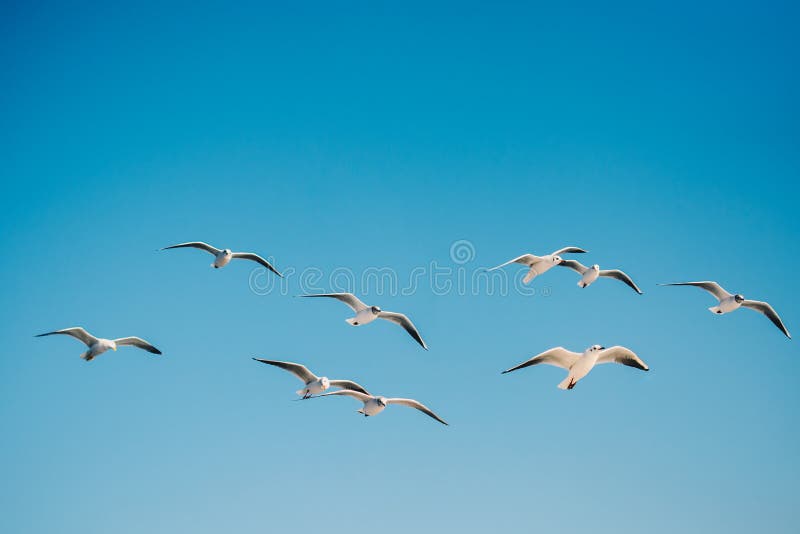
113 337 162 354
298 293 368 312
501 347 581 373
231 252 283 277
314 389 373 402
486 254 541 271
596 346 649 370
741 300 792 339
599 269 643 294
385 398 448 426
377 311 428 350
161 241 221 255
659 281 731 301
550 246 588 256
558 259 588 274
35 327 98 347
328 380 371 395
252 358 318 382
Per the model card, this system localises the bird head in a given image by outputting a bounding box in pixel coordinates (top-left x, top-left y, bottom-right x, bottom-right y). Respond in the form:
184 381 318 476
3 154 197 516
734 294 745 303
552 255 563 264
371 306 382 314
376 397 387 407
223 249 232 255
588 344 605 352
320 377 330 390
592 264 600 271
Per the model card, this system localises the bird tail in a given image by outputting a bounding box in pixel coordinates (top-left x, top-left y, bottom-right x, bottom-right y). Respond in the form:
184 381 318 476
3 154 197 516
81 351 94 362
345 317 357 326
296 388 307 397
578 280 587 288
523 269 537 284
708 306 722 314
557 375 573 390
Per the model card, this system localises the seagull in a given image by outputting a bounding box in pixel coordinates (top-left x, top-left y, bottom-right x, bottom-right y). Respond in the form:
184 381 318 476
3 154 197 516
502 345 648 390
298 293 428 349
558 259 642 294
659 281 791 338
252 358 370 399
35 327 162 361
487 246 587 284
312 389 448 425
161 241 282 277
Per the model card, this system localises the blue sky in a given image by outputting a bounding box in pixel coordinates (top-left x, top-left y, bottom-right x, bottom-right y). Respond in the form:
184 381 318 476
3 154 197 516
1 1 798 532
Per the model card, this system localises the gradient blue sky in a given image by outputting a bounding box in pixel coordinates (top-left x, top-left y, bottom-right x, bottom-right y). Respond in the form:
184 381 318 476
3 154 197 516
2 2 798 532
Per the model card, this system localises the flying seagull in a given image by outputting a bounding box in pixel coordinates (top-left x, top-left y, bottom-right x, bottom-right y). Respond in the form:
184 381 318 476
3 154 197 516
487 246 587 284
252 358 369 399
35 327 162 361
558 259 642 294
312 389 448 425
161 241 282 277
502 345 648 390
298 293 428 349
659 281 791 338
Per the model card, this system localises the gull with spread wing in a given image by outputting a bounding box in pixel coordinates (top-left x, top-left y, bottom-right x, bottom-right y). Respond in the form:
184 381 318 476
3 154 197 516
35 327 162 361
558 259 642 294
161 241 282 277
252 358 369 399
502 345 649 390
487 246 587 284
312 389 448 425
660 281 790 338
298 293 428 349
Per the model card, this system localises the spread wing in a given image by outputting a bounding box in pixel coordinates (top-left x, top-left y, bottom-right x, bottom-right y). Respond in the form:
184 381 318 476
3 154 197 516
486 254 541 271
252 358 318 382
377 311 428 350
741 300 792 339
558 259 589 274
35 327 98 347
385 398 448 426
231 252 283 277
314 389 373 403
659 281 731 301
550 246 587 256
501 347 581 374
599 269 643 294
298 293 368 312
113 337 162 355
596 346 649 370
161 242 221 255
328 380 370 395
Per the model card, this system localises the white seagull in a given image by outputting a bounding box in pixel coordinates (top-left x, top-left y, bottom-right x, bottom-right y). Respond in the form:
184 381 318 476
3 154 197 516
502 345 649 390
313 389 448 425
660 281 791 338
299 293 428 349
252 358 370 399
36 327 162 361
487 246 587 284
161 241 282 277
558 259 642 294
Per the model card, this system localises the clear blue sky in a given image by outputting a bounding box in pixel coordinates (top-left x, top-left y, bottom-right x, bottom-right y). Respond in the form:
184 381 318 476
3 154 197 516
2 1 798 532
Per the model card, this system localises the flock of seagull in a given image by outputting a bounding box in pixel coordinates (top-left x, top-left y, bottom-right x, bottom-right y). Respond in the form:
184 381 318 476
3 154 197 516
36 241 792 426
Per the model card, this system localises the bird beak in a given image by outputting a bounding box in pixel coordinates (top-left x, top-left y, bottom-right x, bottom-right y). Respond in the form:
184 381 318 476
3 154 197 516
112 346 117 351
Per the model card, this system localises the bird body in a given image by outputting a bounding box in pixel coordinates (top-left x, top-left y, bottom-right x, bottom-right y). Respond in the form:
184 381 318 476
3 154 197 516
578 265 600 288
300 293 428 349
502 345 648 390
660 281 790 338
36 327 161 361
251 358 369 399
162 241 282 277
314 389 448 425
487 246 587 284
